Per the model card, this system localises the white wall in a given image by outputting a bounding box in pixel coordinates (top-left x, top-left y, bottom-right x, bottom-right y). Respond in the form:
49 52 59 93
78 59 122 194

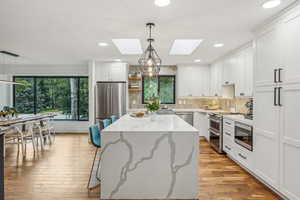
0 64 89 133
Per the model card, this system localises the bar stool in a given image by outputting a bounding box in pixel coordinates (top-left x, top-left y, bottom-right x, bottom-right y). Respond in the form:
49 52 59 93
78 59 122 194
110 115 117 123
100 119 111 130
87 125 101 190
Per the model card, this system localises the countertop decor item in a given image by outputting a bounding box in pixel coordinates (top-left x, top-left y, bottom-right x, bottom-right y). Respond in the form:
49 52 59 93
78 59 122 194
138 23 161 77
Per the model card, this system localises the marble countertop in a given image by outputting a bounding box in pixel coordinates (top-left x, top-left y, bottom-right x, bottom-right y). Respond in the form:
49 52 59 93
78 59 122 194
102 114 198 134
128 108 225 114
223 115 253 126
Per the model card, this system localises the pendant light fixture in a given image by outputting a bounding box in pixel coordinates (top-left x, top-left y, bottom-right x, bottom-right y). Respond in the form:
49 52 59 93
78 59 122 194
138 23 162 77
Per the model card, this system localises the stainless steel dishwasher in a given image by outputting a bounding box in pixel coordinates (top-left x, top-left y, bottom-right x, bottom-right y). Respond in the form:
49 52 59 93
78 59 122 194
175 112 194 126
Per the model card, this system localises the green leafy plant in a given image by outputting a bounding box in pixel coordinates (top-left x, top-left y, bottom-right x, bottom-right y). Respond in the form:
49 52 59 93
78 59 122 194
145 96 160 112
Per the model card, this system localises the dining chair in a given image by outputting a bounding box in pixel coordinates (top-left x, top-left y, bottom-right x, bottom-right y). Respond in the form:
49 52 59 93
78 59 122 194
6 121 38 157
38 118 53 145
3 125 24 157
87 125 101 190
110 115 117 123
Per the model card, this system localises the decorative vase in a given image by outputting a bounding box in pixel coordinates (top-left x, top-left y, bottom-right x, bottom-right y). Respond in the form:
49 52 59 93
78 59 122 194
149 111 157 121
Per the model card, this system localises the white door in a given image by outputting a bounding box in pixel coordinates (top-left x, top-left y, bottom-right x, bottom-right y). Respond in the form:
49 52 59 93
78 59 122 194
255 25 284 86
253 86 280 190
279 83 300 200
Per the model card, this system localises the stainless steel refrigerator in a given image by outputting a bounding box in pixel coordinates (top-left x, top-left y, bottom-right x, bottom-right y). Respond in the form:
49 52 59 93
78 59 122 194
95 81 127 124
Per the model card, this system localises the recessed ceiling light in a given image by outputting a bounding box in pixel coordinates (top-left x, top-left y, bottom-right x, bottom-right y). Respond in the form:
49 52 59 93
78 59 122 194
112 39 143 55
262 0 281 9
98 42 108 47
214 43 224 48
169 39 203 55
114 59 122 62
154 0 171 7
194 59 201 63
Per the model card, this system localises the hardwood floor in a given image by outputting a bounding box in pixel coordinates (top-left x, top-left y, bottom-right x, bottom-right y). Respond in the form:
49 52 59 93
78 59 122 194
4 134 281 200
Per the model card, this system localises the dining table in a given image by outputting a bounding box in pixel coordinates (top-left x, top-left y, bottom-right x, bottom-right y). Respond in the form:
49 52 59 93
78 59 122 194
0 114 55 200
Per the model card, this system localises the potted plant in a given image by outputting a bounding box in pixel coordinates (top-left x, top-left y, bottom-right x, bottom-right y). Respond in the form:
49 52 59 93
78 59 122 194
145 96 160 121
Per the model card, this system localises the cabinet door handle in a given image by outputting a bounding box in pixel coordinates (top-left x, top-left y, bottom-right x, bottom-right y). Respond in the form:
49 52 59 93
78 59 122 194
225 145 231 151
278 87 282 106
238 153 247 160
278 68 283 83
240 93 245 96
225 122 231 125
274 69 278 83
225 132 231 136
274 87 278 106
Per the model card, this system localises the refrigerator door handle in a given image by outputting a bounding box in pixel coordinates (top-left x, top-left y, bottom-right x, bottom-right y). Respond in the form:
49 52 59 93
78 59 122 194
274 69 278 83
278 87 282 106
274 87 278 106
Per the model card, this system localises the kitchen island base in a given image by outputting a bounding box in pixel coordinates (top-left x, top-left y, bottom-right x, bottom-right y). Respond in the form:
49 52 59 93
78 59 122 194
100 130 198 200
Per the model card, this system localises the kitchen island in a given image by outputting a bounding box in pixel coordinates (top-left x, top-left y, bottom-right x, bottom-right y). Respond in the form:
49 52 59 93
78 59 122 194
101 114 199 199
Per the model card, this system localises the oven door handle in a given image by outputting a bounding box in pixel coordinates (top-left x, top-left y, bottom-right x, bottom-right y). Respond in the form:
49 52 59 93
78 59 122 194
209 128 220 136
210 118 221 124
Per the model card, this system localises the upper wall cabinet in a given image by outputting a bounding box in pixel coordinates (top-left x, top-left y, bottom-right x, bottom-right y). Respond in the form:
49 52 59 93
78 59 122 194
95 62 128 82
210 62 223 96
255 26 284 87
218 45 254 97
177 65 210 97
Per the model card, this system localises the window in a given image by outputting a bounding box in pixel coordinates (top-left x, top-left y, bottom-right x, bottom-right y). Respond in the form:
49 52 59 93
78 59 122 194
142 75 176 104
13 76 89 121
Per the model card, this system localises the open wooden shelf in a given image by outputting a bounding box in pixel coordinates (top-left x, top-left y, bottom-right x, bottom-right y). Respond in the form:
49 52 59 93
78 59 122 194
128 88 142 92
128 76 142 81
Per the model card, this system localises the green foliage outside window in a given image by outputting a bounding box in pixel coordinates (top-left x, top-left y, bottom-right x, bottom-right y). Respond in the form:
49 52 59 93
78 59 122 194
14 77 89 121
142 76 175 104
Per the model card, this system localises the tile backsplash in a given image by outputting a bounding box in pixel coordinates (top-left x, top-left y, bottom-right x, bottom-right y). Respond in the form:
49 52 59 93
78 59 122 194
130 96 252 114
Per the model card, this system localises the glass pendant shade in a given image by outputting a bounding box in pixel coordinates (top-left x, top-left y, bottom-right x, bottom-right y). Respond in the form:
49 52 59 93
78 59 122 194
138 23 162 77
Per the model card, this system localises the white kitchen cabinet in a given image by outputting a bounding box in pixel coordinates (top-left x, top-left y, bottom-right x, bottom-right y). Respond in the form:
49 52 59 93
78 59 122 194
193 112 201 136
177 65 210 97
244 47 254 96
253 86 280 190
278 12 300 200
222 56 236 86
253 6 300 198
217 46 253 97
233 51 245 97
210 62 223 96
255 26 284 86
280 84 300 199
95 62 128 82
193 112 209 138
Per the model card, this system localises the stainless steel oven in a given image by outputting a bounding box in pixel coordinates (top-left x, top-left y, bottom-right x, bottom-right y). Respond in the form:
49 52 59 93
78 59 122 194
209 113 223 153
234 122 253 151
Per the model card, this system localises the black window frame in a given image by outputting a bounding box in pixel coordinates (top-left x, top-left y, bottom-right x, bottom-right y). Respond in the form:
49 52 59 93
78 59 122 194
13 76 89 121
142 75 176 104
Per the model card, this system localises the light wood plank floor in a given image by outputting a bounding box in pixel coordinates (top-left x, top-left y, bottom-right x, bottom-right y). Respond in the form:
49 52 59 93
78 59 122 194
4 134 281 200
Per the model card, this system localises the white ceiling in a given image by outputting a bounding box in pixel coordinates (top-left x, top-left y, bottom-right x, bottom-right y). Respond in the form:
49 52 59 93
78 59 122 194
0 0 297 65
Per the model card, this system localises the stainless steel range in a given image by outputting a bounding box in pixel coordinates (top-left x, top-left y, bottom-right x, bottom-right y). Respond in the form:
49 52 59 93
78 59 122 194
208 112 241 153
208 113 224 153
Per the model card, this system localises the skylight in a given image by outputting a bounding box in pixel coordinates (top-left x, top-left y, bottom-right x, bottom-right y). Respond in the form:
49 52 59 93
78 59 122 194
169 39 203 55
112 39 143 55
